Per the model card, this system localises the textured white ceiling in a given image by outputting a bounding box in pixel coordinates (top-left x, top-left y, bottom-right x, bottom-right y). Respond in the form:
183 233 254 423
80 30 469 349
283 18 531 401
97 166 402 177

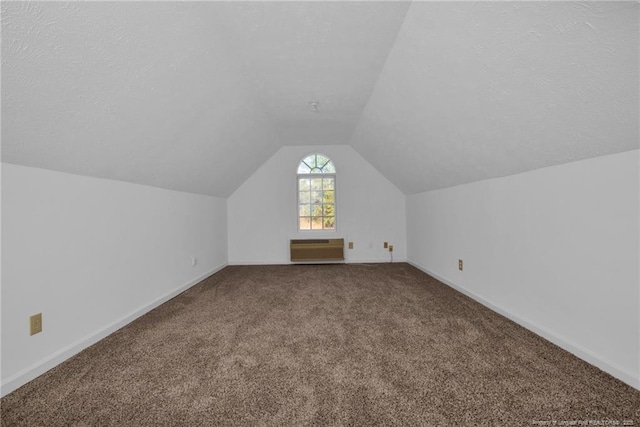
209 2 411 146
2 2 638 197
350 1 639 194
1 2 287 197
1 1 409 196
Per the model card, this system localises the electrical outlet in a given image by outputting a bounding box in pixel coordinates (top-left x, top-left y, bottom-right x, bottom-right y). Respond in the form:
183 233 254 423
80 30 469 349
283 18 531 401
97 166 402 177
389 245 394 252
191 257 197 266
348 241 354 249
458 259 463 271
384 242 388 249
30 313 42 336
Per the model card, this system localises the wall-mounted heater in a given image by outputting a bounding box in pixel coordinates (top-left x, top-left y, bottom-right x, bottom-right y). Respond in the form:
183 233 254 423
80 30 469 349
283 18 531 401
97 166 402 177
290 238 344 262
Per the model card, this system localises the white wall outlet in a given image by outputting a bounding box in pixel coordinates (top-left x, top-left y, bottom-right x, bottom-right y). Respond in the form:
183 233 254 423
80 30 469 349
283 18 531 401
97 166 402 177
191 257 197 266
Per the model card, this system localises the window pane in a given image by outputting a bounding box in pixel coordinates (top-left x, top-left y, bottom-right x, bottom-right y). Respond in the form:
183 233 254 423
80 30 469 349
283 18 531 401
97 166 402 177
299 217 311 230
297 164 311 174
298 155 336 175
322 161 336 173
311 191 323 203
310 178 323 190
311 217 324 230
323 190 334 203
323 217 335 229
322 178 334 190
316 154 330 168
299 205 310 216
323 205 335 216
303 155 316 168
299 191 310 204
311 204 323 216
299 178 310 191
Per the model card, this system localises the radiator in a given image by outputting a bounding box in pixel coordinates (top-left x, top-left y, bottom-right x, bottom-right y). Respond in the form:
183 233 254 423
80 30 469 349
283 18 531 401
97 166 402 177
290 238 344 262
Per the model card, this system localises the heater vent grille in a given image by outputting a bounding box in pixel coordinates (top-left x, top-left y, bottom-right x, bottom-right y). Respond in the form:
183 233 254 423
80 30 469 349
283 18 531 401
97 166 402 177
290 238 344 262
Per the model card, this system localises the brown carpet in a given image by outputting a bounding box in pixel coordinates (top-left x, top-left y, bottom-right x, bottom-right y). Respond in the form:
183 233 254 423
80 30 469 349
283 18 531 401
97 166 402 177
2 263 639 426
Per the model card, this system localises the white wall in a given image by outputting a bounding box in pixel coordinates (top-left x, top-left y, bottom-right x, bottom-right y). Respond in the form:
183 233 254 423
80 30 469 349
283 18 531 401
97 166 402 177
228 145 406 264
1 164 228 396
407 150 639 389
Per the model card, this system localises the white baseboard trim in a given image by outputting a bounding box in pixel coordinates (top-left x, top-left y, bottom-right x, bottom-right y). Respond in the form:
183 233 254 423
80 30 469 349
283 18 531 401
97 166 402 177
228 261 293 265
228 259 407 266
1 263 227 398
346 258 407 264
407 260 640 391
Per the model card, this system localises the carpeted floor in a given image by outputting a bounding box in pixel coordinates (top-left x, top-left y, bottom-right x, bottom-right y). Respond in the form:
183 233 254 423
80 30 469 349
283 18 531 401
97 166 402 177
2 263 639 426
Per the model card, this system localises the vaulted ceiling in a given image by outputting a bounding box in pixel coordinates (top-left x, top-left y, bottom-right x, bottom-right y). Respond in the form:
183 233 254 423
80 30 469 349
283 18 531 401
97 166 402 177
2 1 638 197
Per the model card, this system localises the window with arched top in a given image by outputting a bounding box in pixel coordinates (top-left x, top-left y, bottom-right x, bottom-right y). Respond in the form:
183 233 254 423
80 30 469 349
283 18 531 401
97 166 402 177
297 154 336 231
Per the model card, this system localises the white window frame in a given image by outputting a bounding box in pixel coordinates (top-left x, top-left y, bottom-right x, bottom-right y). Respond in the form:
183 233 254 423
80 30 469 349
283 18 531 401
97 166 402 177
296 155 337 232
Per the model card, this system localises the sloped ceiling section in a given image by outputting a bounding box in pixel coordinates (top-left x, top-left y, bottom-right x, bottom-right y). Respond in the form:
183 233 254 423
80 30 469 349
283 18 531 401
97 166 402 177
1 1 411 197
349 2 639 194
3 2 638 197
209 2 411 147
1 2 282 197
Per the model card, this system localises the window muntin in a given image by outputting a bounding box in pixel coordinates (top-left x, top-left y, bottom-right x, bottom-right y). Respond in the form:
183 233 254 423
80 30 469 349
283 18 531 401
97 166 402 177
297 154 336 174
297 154 336 231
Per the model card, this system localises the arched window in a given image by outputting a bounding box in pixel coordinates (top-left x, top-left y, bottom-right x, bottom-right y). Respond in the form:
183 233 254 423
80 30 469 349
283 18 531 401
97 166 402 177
297 154 336 231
